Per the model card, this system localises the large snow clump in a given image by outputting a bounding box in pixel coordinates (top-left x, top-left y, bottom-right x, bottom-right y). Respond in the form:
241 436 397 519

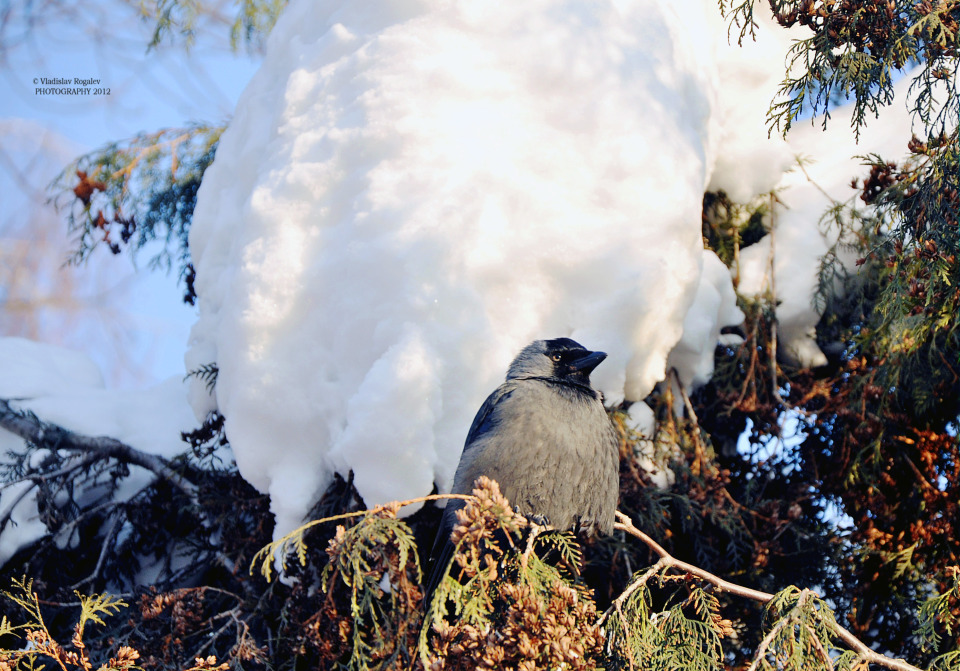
184 0 820 539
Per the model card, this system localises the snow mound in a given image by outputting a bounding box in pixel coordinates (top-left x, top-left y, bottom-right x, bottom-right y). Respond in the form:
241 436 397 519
707 12 802 203
668 250 745 391
186 0 802 540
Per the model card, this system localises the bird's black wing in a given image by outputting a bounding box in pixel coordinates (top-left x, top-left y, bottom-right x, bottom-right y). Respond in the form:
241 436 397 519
463 381 516 447
423 382 517 606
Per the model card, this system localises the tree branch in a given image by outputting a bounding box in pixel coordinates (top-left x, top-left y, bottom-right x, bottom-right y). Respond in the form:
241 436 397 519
611 511 924 671
0 398 198 502
597 558 666 628
0 480 37 534
747 588 818 671
1 453 99 490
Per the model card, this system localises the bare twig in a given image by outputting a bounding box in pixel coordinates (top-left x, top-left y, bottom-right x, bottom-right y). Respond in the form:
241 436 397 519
0 480 37 533
611 511 924 671
71 512 122 590
520 520 545 572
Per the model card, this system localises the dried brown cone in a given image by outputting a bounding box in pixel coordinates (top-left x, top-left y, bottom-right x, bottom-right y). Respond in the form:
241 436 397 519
428 578 604 671
449 476 528 575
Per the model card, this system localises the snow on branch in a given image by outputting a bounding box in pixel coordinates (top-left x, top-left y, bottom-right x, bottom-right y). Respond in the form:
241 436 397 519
0 398 198 503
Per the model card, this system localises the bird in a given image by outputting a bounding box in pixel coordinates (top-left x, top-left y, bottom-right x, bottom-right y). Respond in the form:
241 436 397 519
424 337 620 602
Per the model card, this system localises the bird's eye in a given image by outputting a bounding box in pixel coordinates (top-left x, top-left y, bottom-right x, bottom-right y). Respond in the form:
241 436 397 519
551 353 562 362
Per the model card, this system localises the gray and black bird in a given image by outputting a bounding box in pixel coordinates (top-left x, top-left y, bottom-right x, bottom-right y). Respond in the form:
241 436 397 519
424 337 620 601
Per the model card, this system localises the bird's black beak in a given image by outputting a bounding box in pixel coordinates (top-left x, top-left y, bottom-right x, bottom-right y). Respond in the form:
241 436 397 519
569 350 607 375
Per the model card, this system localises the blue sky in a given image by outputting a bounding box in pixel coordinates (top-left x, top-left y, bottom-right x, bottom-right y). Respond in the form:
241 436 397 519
0 2 261 387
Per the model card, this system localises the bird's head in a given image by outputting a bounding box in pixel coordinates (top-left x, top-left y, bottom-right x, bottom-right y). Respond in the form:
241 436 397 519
506 337 607 386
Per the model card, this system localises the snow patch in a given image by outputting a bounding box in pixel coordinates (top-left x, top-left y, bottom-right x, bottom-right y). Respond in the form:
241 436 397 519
738 73 921 367
0 338 198 567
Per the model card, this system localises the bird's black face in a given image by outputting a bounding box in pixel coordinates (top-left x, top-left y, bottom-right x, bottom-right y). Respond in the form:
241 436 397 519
543 338 607 384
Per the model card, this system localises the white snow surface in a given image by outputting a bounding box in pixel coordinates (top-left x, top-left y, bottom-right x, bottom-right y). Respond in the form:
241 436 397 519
667 250 744 392
706 12 802 202
185 0 883 540
738 73 922 367
0 338 198 567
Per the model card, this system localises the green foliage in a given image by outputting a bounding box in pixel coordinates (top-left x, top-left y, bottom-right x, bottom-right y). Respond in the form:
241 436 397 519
702 190 771 271
754 587 836 671
3 576 51 633
51 125 221 303
720 0 959 138
797 117 958 658
855 133 959 417
604 568 726 671
145 0 203 49
916 567 960 668
74 590 129 635
6 474 956 671
142 0 287 52
0 576 137 671
229 0 287 52
704 4 959 656
318 509 423 671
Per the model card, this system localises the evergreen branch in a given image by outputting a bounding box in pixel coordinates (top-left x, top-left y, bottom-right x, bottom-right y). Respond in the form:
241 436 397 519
613 511 775 602
0 453 99 490
75 590 127 633
613 511 925 671
0 398 198 503
185 363 219 393
598 558 667 627
251 492 474 580
748 588 820 671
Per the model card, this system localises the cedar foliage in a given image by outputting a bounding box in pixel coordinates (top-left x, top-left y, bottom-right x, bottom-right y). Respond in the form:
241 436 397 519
3 479 959 670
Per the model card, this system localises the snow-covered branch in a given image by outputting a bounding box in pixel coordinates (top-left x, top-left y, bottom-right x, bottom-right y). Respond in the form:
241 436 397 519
0 398 198 502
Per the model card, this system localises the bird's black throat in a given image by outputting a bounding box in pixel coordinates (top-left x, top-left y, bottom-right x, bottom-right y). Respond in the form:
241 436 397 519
514 374 602 400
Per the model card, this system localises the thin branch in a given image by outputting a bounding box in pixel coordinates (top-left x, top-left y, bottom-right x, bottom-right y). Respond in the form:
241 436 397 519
597 558 666 627
670 368 707 476
612 511 924 671
766 192 790 409
796 156 841 204
0 480 37 534
70 512 123 590
0 398 197 501
613 511 774 602
0 453 100 490
747 588 817 671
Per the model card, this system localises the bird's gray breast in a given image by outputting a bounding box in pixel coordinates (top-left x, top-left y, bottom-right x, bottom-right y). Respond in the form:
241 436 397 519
450 379 619 535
